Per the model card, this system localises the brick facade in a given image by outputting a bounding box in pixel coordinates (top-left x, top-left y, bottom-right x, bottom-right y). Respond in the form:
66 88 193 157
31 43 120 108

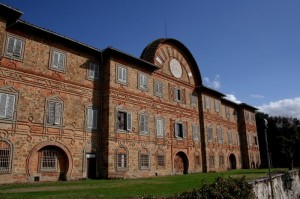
0 3 259 184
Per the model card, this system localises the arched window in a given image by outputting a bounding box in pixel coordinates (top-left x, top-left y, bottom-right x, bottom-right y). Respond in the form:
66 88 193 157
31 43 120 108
0 140 13 173
157 150 165 168
139 148 150 170
39 146 58 171
116 146 128 170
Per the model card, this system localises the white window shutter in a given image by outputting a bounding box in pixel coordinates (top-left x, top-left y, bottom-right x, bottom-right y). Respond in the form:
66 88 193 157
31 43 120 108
123 68 127 82
92 110 98 129
94 64 99 79
14 39 22 57
7 37 15 55
58 53 65 70
88 63 95 79
48 102 55 124
52 52 59 69
126 112 132 131
145 115 148 132
0 94 7 118
183 124 186 138
6 94 15 119
174 123 179 137
87 108 93 129
54 102 62 125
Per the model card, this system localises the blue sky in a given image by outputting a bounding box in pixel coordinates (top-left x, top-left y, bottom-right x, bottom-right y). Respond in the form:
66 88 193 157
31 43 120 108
2 0 300 118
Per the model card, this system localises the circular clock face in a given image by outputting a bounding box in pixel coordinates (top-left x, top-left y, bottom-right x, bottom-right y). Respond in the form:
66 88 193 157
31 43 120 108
169 58 183 78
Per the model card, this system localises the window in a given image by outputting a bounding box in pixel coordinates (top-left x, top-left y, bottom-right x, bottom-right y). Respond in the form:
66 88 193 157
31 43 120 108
192 125 199 141
245 111 250 122
87 63 99 80
139 113 149 134
228 131 233 145
248 134 252 147
254 135 258 145
174 88 181 102
174 122 186 138
205 96 210 109
116 147 128 170
156 117 164 137
237 134 240 146
117 111 132 131
157 154 165 167
47 101 63 126
217 127 223 144
50 49 66 72
86 108 97 130
139 149 150 170
225 107 230 119
251 113 255 123
219 155 224 166
154 80 163 97
0 140 12 173
195 153 201 166
207 126 213 142
39 147 58 171
138 73 148 90
209 155 215 168
0 93 16 120
214 100 220 113
116 65 128 84
191 94 197 107
5 35 24 59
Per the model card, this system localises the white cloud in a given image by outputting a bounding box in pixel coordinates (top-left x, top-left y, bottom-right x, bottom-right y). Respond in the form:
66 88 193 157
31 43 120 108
224 94 242 104
250 94 265 99
203 75 221 89
258 97 300 119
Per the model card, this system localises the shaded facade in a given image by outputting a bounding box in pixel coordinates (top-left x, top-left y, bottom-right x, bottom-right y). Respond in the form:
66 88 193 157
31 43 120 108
0 3 260 183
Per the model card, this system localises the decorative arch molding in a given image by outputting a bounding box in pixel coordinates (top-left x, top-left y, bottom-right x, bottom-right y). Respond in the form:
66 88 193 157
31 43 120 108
26 141 73 180
0 138 14 173
173 151 189 174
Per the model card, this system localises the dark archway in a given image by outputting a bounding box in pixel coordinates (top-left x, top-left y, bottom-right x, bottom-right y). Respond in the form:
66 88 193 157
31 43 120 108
229 154 237 169
174 152 189 174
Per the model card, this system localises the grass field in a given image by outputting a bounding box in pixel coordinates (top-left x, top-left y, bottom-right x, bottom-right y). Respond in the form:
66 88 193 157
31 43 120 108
0 169 286 199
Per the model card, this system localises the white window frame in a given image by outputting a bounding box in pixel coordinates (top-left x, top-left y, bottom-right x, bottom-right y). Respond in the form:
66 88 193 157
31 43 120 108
139 112 149 135
225 106 230 119
228 131 233 145
217 127 223 144
87 62 99 80
138 73 148 90
116 147 128 170
46 100 63 127
39 148 58 172
50 49 66 72
86 107 98 130
157 153 165 167
192 124 199 141
0 93 16 120
139 151 150 170
214 100 220 113
154 80 163 97
191 94 197 107
156 117 164 137
207 126 213 142
174 122 186 139
0 139 13 173
116 111 132 132
174 88 181 102
116 65 128 84
5 35 25 60
205 96 210 109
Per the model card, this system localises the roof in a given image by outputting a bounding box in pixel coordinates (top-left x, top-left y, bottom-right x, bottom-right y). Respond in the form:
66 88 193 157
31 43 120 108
221 97 239 107
102 47 160 70
140 38 203 86
0 3 23 25
200 85 226 97
239 103 259 111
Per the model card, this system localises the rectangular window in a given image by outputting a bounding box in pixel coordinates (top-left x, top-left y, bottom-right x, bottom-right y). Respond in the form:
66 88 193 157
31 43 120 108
140 154 149 169
0 142 11 173
154 80 163 97
214 100 220 113
245 111 250 122
191 94 197 107
209 156 215 167
86 108 98 130
192 125 199 141
0 93 15 120
175 123 185 138
5 35 24 59
117 65 128 84
139 73 148 90
207 126 213 142
139 114 148 134
254 136 258 145
195 155 200 166
174 88 181 102
47 101 62 126
205 96 210 109
228 131 233 145
117 154 127 168
217 127 223 144
225 107 230 119
157 155 165 167
117 111 132 131
237 134 240 146
219 156 224 166
156 118 164 137
248 134 252 146
50 49 66 72
40 149 58 171
87 63 99 80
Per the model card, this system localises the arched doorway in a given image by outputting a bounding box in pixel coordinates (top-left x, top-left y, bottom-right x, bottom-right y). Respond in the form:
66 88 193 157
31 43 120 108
174 152 188 174
229 154 237 169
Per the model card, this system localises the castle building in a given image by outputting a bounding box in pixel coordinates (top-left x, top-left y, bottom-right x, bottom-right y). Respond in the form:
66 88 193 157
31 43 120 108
0 3 260 183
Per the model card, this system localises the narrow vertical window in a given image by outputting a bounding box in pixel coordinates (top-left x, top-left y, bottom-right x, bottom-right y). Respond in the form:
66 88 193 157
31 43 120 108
228 131 233 145
209 155 215 168
117 147 128 170
117 111 131 131
192 125 199 141
0 140 12 173
175 122 185 138
205 96 210 109
139 73 148 90
139 149 150 170
174 88 181 102
86 108 98 130
217 127 223 144
154 80 163 97
117 65 128 84
219 155 224 166
50 49 66 72
225 107 230 119
157 153 165 167
191 94 197 107
88 63 99 80
214 100 220 112
0 93 15 120
207 126 213 142
5 35 24 59
156 118 164 137
139 113 149 134
47 101 62 126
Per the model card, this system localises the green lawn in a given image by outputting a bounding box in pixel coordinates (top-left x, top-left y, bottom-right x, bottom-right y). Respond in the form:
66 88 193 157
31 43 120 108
0 169 286 199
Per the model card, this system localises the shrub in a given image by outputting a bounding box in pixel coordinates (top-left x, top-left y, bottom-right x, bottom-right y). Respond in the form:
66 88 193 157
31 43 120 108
281 171 293 191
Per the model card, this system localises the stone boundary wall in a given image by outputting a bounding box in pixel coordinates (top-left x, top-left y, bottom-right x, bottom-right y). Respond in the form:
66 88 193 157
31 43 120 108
250 170 300 199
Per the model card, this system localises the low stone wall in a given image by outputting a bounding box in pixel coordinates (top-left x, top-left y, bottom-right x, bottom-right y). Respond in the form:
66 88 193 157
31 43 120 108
250 170 300 199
